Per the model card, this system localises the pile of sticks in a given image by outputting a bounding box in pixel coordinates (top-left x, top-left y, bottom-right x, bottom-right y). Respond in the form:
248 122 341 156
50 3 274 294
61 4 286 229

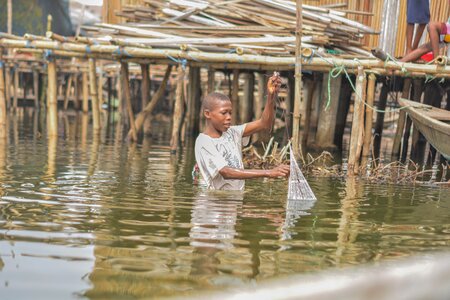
83 0 378 57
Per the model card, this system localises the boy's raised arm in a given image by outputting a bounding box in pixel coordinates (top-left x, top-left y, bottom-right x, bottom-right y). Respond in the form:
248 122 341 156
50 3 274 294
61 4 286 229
243 73 281 137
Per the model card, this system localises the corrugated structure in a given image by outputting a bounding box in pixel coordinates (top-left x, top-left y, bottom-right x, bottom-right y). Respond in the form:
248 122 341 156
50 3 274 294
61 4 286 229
106 0 449 58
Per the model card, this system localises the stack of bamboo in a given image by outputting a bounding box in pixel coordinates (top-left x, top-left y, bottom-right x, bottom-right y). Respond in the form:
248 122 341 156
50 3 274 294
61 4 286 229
83 0 379 57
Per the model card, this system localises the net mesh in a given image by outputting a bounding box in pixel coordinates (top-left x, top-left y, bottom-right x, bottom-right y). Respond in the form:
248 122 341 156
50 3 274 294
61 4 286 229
287 146 317 201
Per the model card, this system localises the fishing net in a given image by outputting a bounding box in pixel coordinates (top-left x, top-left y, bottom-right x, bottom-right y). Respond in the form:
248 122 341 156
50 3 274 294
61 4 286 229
287 146 316 201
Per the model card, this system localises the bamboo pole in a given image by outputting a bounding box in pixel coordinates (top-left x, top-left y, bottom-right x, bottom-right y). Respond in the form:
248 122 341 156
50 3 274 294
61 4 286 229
353 71 367 175
292 0 303 154
46 57 58 138
170 65 185 153
187 66 201 136
129 65 172 137
241 72 255 124
140 64 150 111
347 66 365 176
82 71 89 113
121 62 137 142
361 73 376 169
88 58 101 133
207 67 215 93
0 56 7 139
64 75 73 110
231 69 239 124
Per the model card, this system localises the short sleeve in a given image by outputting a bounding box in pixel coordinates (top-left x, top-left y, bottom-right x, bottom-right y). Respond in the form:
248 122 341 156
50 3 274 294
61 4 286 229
229 124 250 147
195 135 228 186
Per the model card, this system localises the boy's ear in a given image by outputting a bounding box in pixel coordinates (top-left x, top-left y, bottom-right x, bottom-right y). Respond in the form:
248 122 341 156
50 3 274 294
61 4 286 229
204 109 211 119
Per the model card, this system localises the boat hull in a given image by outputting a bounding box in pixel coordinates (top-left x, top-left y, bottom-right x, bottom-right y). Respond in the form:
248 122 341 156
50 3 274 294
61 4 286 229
398 98 450 161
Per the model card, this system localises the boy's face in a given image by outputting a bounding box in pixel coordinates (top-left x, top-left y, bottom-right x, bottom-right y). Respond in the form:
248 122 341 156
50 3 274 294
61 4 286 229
204 100 232 132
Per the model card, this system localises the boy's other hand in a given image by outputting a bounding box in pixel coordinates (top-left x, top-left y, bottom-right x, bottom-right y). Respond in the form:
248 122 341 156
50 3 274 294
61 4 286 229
267 73 282 95
269 164 290 178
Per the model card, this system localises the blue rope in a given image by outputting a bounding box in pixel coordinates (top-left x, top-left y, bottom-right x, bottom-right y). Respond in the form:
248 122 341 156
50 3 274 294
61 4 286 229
44 49 54 62
85 45 91 54
166 54 187 70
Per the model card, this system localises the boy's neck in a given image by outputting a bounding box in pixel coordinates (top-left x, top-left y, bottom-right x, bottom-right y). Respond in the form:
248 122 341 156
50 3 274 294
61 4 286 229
203 125 223 138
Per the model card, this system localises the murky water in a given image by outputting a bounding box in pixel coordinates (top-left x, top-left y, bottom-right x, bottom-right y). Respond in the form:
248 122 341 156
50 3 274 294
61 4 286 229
0 111 449 299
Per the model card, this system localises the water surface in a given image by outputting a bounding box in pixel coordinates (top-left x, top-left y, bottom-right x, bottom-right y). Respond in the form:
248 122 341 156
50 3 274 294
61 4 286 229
0 111 449 299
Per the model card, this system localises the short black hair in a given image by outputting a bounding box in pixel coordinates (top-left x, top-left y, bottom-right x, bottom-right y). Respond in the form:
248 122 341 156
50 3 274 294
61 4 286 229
202 92 231 111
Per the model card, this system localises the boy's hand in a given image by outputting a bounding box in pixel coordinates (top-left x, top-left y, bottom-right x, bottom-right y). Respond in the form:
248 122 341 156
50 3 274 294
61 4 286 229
268 164 290 178
267 72 282 95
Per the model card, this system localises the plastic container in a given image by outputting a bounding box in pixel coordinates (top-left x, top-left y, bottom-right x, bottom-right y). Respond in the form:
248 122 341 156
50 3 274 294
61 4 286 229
421 51 434 62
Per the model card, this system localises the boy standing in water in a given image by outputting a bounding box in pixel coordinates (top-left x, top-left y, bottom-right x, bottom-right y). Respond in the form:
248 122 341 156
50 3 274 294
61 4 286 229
194 73 289 190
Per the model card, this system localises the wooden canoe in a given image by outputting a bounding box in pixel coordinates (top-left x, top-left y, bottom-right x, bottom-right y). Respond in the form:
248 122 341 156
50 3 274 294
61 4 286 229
398 98 450 161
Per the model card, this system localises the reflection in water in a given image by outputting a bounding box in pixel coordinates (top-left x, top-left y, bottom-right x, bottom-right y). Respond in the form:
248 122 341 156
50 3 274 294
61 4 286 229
281 199 316 241
190 190 242 250
0 109 449 299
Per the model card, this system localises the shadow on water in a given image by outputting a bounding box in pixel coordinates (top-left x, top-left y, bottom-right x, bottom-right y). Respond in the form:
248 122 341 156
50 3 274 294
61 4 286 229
0 108 449 299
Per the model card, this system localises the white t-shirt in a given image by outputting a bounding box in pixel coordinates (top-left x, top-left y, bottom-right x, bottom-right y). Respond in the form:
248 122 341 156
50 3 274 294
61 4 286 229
194 124 250 190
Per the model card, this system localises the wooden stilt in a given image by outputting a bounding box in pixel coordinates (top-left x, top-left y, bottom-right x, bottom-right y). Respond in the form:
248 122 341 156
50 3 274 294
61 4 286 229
403 78 423 163
348 66 366 176
392 78 412 162
315 73 342 149
373 81 389 160
46 58 58 138
0 56 7 138
4 65 11 110
170 65 185 153
187 66 201 136
63 75 73 110
241 72 255 124
97 62 103 110
207 67 215 94
88 58 101 133
13 66 18 111
33 68 39 109
361 73 376 169
302 76 318 149
121 62 137 142
140 64 150 110
129 65 172 138
231 69 239 124
74 73 80 110
82 71 89 113
292 0 303 154
333 75 353 150
286 72 295 140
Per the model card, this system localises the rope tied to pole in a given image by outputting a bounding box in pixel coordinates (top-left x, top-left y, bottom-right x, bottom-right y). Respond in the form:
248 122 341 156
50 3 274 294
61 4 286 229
166 54 187 70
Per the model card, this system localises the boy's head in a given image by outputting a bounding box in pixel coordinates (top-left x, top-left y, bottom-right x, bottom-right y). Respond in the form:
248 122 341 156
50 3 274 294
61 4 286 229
202 92 233 132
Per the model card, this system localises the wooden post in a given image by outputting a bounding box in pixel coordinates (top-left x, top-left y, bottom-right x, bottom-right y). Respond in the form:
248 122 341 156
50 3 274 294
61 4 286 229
0 56 8 138
88 58 101 133
140 64 150 112
334 75 353 150
63 75 73 110
315 73 342 149
231 69 239 124
73 73 80 110
82 71 89 113
4 65 11 110
13 66 18 111
241 72 255 124
187 66 201 136
361 73 376 169
401 78 423 162
33 67 39 109
286 72 295 139
292 0 303 154
410 78 425 163
207 67 215 94
97 62 103 110
121 62 137 142
170 65 185 153
373 81 389 160
302 77 317 149
46 56 58 138
348 66 366 176
129 65 172 137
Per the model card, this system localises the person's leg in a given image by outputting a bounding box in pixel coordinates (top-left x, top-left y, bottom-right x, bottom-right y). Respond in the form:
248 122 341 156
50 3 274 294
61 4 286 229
400 42 432 62
428 22 443 59
406 23 414 54
412 24 427 50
